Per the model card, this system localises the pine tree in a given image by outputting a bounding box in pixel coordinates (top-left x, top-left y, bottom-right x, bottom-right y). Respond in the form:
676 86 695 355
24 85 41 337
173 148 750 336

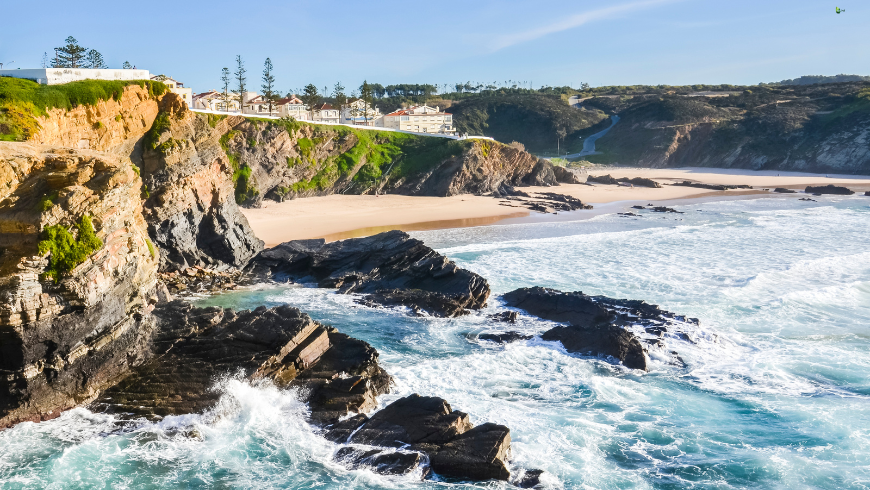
85 49 107 69
359 80 374 125
233 56 247 113
302 84 321 120
261 58 277 115
331 82 346 124
221 67 231 112
122 61 132 69
53 36 88 68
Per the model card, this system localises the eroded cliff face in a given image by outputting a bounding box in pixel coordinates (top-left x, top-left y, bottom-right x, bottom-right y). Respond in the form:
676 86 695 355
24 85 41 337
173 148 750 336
29 84 160 156
208 116 562 205
0 142 160 428
139 97 263 271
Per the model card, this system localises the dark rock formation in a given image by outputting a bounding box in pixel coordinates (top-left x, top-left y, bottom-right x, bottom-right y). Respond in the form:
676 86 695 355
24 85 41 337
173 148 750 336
492 183 531 198
672 181 752 191
619 177 661 188
589 175 661 188
651 206 683 213
541 324 647 371
805 184 855 195
552 165 584 184
503 287 700 370
141 110 263 272
252 230 490 317
94 302 335 418
335 446 425 476
326 394 511 481
488 311 518 323
479 331 532 343
515 469 546 488
799 197 817 202
0 145 160 428
774 187 797 193
865 191 870 196
588 174 619 185
292 329 392 424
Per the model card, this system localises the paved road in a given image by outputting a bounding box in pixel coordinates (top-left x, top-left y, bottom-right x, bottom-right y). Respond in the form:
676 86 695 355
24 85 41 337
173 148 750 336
564 115 620 159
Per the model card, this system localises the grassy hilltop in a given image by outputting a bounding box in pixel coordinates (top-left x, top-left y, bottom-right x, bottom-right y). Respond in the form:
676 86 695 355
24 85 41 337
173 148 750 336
0 77 167 141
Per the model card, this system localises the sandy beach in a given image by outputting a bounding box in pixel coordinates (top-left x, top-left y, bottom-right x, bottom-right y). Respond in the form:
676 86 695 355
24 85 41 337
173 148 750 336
243 167 870 246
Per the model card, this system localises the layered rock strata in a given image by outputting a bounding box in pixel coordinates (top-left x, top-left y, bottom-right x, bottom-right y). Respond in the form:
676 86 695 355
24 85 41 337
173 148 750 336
140 96 263 271
0 143 160 428
252 230 490 317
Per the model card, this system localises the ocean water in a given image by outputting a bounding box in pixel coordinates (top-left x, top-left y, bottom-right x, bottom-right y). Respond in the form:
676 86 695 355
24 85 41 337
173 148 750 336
2 195 870 489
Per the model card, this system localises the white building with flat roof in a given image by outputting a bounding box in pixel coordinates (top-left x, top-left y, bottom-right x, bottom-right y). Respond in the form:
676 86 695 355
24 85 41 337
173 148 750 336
0 68 151 85
382 105 454 134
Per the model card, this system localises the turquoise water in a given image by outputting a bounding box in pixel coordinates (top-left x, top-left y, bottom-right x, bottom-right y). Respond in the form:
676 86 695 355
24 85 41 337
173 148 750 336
2 195 869 489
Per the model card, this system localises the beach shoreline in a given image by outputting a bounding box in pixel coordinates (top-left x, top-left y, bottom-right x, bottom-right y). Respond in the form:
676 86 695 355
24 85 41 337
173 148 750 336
242 167 870 246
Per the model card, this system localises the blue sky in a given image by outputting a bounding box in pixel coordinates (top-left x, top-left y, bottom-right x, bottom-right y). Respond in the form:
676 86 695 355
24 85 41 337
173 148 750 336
1 0 867 95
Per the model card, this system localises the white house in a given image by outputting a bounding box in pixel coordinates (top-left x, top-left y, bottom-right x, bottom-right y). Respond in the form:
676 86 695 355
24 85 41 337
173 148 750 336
192 90 240 112
276 95 310 121
312 103 340 124
382 105 454 134
243 94 280 116
341 98 382 126
0 68 151 85
151 75 192 106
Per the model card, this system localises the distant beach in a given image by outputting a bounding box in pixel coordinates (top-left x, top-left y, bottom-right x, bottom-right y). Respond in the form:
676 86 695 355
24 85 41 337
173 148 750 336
242 167 870 246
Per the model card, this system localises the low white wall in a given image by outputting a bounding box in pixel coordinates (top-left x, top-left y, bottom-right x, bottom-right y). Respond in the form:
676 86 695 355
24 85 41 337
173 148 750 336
191 108 491 141
0 68 151 85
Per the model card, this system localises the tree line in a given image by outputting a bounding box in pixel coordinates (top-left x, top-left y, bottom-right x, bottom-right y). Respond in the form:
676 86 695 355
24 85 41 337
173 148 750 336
47 36 133 70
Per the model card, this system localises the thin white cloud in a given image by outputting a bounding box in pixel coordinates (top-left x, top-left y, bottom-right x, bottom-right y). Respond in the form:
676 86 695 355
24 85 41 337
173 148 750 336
489 0 685 51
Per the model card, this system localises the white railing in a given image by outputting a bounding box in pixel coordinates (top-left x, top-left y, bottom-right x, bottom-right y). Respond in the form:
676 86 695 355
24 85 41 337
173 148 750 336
190 108 492 141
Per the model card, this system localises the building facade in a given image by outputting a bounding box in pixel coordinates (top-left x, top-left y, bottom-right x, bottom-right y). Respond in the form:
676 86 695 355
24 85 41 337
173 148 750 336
151 75 192 106
312 103 340 124
382 105 454 134
0 68 151 85
192 91 240 112
276 95 310 120
341 98 382 126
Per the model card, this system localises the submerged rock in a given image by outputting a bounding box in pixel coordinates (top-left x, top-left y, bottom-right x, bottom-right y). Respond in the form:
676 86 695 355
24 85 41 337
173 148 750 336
805 184 854 195
479 331 533 343
515 469 546 488
253 230 490 317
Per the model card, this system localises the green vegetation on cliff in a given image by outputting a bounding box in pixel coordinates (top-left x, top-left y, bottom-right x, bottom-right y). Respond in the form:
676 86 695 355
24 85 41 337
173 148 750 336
583 81 870 172
219 130 258 203
38 215 103 282
447 94 606 153
0 77 167 141
284 123 471 193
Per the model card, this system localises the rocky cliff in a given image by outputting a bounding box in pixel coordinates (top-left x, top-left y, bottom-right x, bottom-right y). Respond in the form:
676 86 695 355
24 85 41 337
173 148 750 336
584 82 870 174
138 95 262 271
29 83 161 155
0 142 159 428
169 114 565 206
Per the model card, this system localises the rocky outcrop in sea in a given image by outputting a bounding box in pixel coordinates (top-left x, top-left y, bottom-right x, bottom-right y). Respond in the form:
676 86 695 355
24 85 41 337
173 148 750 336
252 230 491 317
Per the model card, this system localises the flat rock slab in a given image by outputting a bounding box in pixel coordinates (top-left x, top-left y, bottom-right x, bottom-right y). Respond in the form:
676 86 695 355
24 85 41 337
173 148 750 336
253 230 490 317
94 303 335 418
